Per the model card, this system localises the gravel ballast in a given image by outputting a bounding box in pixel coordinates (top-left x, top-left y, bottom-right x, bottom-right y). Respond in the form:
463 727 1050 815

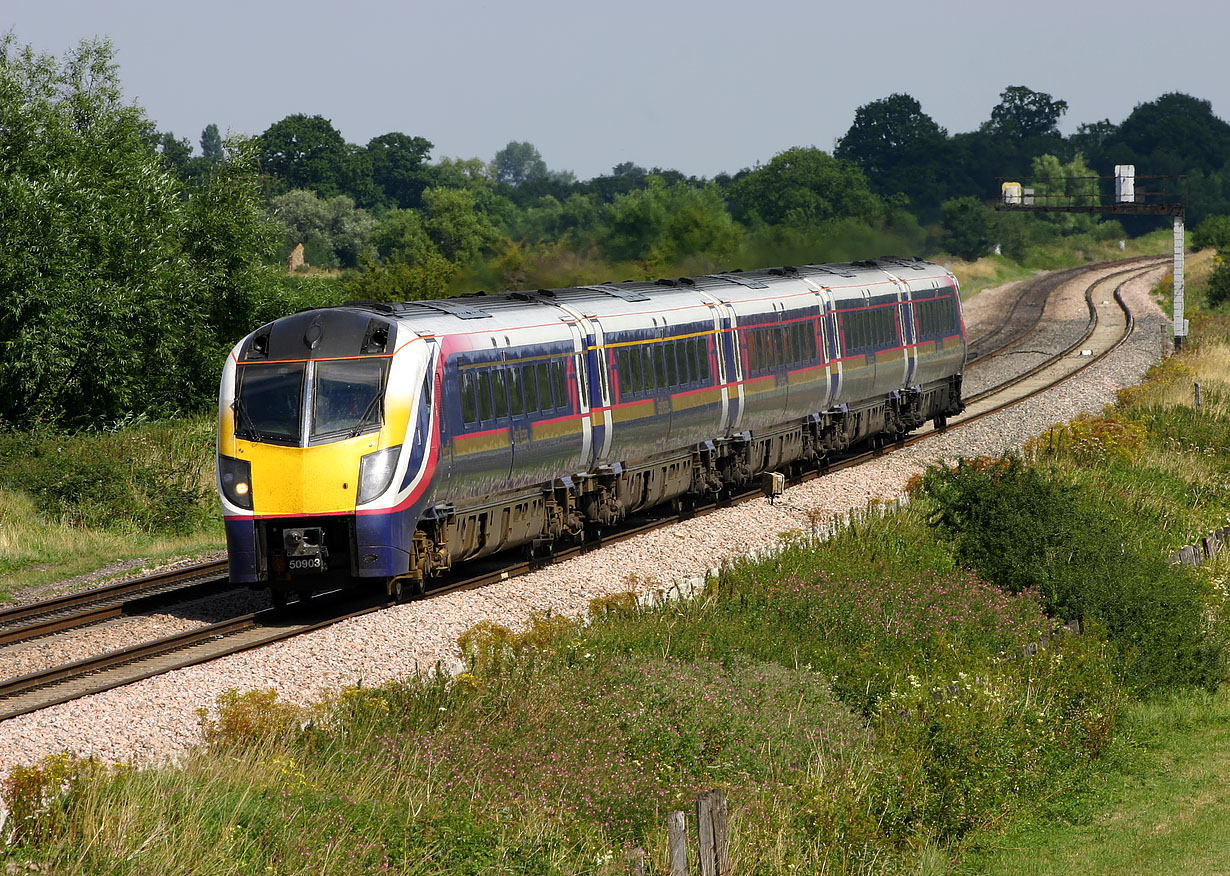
0 265 1171 776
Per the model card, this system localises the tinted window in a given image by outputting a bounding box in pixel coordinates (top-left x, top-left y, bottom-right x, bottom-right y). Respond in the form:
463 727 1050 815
551 360 567 410
461 371 478 423
236 362 305 444
536 362 553 410
477 370 493 421
522 364 539 413
508 366 524 416
311 359 388 441
492 368 508 419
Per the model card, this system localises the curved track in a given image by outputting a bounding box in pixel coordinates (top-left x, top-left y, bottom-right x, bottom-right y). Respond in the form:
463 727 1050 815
0 258 1163 721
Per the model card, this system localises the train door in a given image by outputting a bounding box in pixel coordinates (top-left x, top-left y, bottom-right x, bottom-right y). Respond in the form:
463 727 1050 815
563 318 596 467
893 275 919 388
826 301 844 405
721 307 744 433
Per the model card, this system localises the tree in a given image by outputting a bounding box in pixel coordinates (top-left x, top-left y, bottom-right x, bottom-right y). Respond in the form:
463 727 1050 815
200 123 224 163
268 189 376 269
421 187 500 264
366 132 433 209
1106 93 1230 176
940 196 992 261
726 147 883 228
257 114 351 196
0 35 276 427
602 177 742 265
490 141 548 186
985 86 1068 140
835 93 950 215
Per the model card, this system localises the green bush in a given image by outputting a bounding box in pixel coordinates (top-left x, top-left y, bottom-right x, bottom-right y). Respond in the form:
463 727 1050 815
0 417 215 534
920 455 1225 692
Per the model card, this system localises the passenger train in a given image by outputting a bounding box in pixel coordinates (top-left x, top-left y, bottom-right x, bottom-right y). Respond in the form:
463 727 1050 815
217 258 966 604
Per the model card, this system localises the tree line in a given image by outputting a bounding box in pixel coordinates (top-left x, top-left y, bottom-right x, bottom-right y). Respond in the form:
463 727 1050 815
4 33 1230 429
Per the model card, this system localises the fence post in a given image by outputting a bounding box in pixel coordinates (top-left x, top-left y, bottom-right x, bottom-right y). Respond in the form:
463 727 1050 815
697 792 716 876
667 810 688 876
626 846 645 876
711 790 731 876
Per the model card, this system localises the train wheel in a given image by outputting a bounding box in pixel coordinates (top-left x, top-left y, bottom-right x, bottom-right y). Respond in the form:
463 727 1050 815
388 577 404 603
296 589 313 604
933 415 948 431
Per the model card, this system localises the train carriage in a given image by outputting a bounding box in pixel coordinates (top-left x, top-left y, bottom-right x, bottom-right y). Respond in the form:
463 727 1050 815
218 258 966 603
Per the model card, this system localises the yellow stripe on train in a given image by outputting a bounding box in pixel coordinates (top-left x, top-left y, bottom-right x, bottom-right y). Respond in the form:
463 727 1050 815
454 428 511 457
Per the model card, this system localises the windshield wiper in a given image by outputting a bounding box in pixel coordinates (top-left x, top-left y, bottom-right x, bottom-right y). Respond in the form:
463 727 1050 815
233 398 264 441
349 394 384 437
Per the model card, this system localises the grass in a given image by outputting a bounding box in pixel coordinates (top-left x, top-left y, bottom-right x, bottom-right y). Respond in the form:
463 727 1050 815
0 415 223 601
2 236 1229 873
955 679 1230 875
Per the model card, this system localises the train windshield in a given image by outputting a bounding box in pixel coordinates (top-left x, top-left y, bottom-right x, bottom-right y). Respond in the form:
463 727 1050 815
310 359 389 442
234 363 304 445
234 358 389 446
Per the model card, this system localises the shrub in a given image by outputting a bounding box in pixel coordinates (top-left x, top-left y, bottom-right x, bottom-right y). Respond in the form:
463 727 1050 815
0 417 215 534
920 455 1225 692
198 688 306 748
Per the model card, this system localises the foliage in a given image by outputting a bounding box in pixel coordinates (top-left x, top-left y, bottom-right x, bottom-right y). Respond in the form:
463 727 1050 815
1024 410 1147 466
726 146 884 228
490 140 548 186
0 416 216 534
985 86 1069 140
0 35 276 429
1 753 109 845
197 688 307 748
1206 259 1230 308
835 93 950 217
919 455 1224 693
267 188 376 268
941 196 992 261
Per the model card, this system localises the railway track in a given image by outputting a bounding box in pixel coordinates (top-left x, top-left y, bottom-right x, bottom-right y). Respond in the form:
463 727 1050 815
0 258 1162 722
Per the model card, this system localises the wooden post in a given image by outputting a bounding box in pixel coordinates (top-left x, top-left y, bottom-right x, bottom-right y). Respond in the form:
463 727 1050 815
711 789 731 876
696 792 716 876
626 847 645 876
667 810 688 876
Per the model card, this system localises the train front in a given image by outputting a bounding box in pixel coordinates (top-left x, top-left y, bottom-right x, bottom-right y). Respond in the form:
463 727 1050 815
216 307 438 602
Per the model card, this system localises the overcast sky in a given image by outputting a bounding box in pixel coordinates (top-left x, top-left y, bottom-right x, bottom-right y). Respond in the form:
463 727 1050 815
7 0 1228 180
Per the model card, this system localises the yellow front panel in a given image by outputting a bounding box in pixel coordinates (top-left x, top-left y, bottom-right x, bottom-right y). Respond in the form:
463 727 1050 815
237 436 376 515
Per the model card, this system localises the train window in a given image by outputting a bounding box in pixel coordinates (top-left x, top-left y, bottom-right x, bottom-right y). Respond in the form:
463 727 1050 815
508 366 524 416
536 362 553 411
237 362 305 444
639 347 653 390
653 344 667 389
551 360 567 410
683 338 696 384
522 364 539 413
629 345 643 393
460 371 478 424
699 337 710 380
783 326 795 366
616 349 629 394
477 370 494 421
666 342 678 387
492 367 508 419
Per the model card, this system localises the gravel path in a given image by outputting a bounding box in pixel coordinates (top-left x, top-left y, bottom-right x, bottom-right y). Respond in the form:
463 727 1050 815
0 264 1170 776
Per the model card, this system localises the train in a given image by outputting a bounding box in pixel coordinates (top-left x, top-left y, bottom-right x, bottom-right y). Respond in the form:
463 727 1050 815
217 257 967 605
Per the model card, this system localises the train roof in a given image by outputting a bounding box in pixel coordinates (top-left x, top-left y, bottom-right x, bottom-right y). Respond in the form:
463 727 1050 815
298 257 954 337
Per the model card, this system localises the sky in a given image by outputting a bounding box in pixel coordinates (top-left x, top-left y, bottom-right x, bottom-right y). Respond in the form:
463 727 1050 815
7 0 1230 181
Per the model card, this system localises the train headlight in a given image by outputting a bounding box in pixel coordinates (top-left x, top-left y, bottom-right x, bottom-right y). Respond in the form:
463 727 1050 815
357 445 401 504
218 455 253 511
